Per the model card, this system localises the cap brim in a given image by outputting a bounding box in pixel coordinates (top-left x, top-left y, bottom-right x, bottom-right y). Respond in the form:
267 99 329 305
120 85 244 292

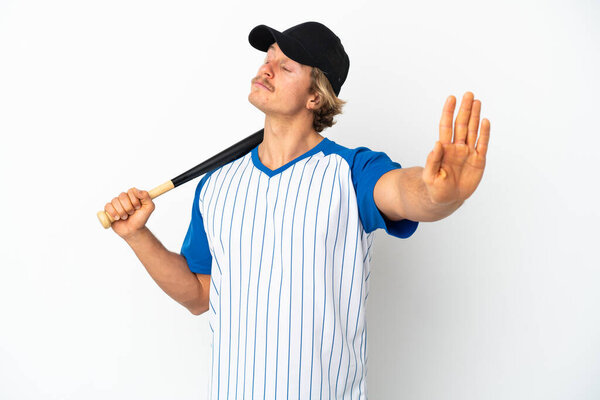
248 25 313 66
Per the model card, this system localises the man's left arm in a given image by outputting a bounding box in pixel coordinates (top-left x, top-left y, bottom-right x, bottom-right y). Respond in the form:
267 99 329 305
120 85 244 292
374 92 491 223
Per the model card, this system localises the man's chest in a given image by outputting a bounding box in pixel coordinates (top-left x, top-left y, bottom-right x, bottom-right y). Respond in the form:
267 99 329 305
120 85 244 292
199 156 360 266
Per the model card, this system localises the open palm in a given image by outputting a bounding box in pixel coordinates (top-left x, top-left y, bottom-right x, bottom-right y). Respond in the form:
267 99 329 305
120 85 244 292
423 92 491 205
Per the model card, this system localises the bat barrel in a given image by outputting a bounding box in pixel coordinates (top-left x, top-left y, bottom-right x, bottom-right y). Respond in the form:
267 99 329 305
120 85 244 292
171 128 264 187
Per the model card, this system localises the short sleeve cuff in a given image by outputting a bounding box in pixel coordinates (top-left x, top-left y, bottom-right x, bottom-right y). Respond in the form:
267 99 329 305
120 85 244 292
364 165 419 239
381 213 419 239
181 252 212 274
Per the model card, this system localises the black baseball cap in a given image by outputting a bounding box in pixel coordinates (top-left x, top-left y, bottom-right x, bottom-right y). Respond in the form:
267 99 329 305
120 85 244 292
248 21 350 96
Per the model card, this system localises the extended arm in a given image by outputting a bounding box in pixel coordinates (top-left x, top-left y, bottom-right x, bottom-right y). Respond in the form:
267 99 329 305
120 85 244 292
374 92 490 223
374 166 463 222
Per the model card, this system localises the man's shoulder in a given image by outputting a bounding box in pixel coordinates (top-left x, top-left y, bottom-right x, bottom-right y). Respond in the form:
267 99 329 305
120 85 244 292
322 137 390 170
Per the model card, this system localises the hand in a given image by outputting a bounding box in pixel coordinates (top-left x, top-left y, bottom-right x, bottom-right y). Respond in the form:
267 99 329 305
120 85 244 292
104 188 155 239
423 92 491 205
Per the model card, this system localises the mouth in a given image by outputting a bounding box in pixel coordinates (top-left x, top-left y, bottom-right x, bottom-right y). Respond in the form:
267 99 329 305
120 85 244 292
252 78 273 92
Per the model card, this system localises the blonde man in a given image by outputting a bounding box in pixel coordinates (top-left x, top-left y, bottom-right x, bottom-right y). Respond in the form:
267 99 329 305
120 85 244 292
104 21 490 399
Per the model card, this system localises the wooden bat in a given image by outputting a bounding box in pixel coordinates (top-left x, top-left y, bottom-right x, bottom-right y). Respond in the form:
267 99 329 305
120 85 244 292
97 128 264 229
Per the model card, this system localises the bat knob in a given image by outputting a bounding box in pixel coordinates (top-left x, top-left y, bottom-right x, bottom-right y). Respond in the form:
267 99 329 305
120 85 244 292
97 210 114 229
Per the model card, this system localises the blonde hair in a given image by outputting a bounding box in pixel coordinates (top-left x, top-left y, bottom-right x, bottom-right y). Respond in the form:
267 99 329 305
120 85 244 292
309 67 347 132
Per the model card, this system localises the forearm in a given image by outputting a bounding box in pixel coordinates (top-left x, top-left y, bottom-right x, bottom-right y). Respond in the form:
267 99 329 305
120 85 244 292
123 227 208 315
395 166 463 222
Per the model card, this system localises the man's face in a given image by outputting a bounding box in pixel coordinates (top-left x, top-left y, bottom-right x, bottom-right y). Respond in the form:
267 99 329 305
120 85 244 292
248 42 316 117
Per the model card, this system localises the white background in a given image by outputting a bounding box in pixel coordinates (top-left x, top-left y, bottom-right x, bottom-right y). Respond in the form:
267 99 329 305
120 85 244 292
1 0 598 399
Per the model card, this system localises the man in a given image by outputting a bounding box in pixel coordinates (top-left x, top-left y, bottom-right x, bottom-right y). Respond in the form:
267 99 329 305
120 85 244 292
104 21 490 400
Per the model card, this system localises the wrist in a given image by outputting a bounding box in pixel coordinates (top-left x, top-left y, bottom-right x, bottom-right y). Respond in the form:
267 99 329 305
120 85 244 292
122 226 151 245
422 185 464 221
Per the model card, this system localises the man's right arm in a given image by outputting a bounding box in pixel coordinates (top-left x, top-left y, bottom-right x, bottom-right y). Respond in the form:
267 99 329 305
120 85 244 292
124 227 210 315
104 187 209 315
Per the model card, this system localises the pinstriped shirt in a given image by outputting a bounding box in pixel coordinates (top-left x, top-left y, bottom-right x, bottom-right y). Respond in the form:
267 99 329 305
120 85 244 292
181 136 418 399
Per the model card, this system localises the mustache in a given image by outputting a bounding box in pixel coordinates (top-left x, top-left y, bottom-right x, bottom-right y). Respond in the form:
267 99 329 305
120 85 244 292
252 77 274 91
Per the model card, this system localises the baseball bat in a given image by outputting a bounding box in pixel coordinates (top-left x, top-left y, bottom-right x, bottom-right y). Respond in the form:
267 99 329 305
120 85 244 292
97 128 264 229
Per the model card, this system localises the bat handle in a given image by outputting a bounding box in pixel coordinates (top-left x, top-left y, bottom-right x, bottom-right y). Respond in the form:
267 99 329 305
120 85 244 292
97 180 175 229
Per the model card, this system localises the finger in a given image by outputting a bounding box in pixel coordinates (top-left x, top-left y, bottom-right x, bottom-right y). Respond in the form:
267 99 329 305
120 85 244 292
467 100 481 151
111 197 128 220
424 141 445 181
439 95 456 144
134 188 153 206
118 192 136 216
476 118 491 157
104 202 120 221
453 92 474 145
127 188 142 210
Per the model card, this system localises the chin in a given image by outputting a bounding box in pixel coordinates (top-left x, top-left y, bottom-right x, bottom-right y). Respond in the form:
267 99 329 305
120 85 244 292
248 93 269 113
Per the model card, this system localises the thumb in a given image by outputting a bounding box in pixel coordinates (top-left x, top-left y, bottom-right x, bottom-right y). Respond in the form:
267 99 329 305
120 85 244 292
423 141 445 182
134 187 153 205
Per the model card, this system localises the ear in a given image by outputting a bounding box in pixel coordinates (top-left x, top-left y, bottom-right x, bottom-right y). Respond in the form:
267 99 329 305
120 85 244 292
306 92 321 111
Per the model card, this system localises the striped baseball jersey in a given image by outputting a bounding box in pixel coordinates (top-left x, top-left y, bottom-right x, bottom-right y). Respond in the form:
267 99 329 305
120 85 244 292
180 136 418 399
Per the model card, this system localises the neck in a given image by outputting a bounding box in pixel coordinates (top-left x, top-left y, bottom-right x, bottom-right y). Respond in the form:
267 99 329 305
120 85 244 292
258 115 324 171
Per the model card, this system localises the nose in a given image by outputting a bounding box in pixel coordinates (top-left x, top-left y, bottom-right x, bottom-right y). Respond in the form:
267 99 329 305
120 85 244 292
258 62 273 79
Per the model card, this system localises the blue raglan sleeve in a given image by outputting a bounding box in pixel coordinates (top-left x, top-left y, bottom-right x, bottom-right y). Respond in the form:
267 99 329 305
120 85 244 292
350 146 419 239
180 173 213 274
